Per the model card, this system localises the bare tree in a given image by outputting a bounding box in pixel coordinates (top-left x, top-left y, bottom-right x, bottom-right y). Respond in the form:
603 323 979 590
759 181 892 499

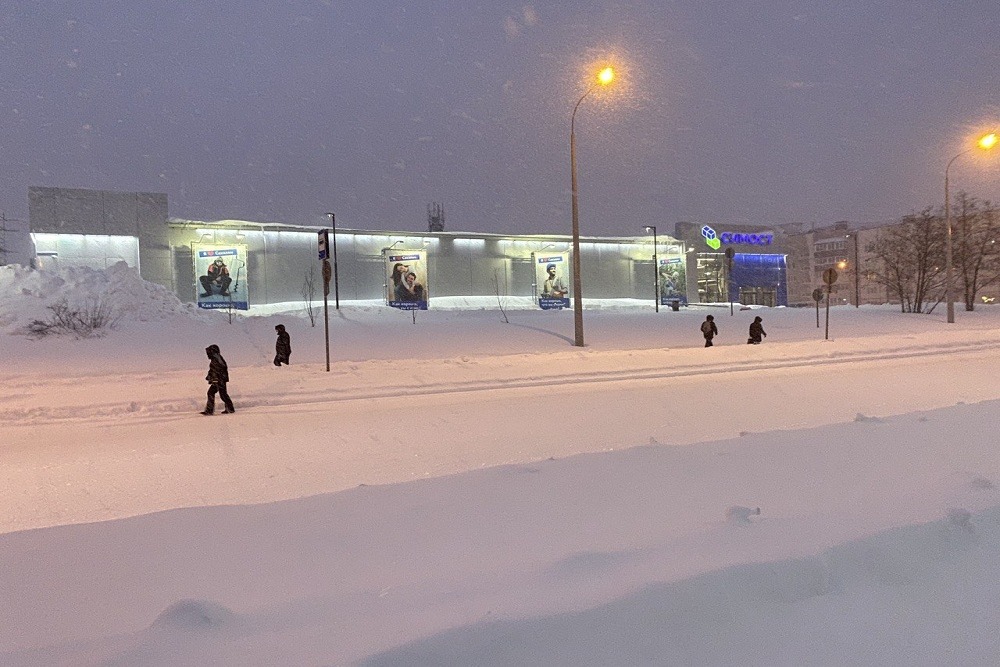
492 268 510 324
302 265 317 327
865 207 945 313
952 192 1000 311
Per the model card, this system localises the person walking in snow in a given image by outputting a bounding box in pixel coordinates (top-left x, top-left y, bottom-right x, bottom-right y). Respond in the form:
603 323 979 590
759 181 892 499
700 314 718 347
202 344 235 414
747 316 767 344
274 324 291 366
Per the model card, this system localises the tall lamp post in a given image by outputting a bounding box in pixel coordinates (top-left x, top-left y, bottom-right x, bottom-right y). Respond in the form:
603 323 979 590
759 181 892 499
325 212 340 310
570 65 615 347
945 132 997 323
846 232 860 307
645 225 658 312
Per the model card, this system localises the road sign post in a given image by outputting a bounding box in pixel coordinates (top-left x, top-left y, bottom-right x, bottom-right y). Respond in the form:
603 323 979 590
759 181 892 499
812 288 824 328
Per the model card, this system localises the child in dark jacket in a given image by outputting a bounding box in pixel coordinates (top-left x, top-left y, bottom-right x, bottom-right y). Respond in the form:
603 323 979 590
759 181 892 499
748 316 766 344
274 324 291 366
700 315 718 347
202 344 235 414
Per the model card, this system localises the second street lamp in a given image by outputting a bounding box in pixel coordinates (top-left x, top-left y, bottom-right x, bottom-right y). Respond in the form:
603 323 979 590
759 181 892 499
945 132 997 323
569 65 615 347
645 225 658 312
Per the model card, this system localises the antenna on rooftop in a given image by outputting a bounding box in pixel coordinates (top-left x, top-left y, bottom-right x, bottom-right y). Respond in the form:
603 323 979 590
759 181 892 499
0 212 8 266
427 203 444 233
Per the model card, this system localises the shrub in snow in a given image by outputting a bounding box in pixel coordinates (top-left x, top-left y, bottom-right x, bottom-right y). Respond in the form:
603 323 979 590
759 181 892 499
26 297 122 338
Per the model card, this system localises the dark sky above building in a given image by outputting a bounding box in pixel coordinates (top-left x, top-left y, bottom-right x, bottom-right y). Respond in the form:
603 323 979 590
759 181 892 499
1 1 998 236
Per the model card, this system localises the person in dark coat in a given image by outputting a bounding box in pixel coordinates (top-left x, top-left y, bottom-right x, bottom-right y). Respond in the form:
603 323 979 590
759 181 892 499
747 316 767 344
700 314 718 347
202 344 235 414
274 324 291 366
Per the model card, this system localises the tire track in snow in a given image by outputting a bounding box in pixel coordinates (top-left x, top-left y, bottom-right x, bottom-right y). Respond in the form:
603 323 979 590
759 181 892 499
1 338 993 426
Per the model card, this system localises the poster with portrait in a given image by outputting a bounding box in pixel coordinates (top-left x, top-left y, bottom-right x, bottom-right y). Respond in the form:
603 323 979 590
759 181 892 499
384 249 429 310
658 256 687 305
533 252 571 310
193 244 249 310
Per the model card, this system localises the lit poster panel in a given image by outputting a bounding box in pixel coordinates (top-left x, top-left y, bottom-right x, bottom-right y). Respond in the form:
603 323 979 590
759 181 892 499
659 256 687 305
385 250 429 310
534 252 570 310
193 245 249 310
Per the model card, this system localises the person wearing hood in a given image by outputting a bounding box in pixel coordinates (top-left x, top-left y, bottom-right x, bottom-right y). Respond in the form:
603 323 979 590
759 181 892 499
202 344 235 414
748 316 767 344
274 324 291 366
700 314 718 347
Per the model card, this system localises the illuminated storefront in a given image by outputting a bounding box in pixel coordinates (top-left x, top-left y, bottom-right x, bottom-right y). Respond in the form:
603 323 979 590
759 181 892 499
675 222 789 306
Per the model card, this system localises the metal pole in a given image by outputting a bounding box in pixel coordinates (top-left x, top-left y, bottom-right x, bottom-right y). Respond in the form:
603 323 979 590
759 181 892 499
853 232 860 307
327 212 340 310
570 87 594 348
323 289 330 371
322 256 331 372
945 165 954 323
825 285 831 340
652 227 659 312
944 149 971 323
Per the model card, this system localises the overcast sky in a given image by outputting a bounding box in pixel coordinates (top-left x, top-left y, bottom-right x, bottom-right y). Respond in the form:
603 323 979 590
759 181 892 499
1 1 998 236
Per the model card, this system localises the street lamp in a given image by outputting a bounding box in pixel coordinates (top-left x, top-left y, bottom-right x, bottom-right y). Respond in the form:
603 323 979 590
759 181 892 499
645 225 658 312
570 65 615 347
945 132 997 323
846 232 860 307
325 212 340 310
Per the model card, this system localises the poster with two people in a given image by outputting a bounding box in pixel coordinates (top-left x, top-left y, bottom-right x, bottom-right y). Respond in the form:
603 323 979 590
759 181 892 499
194 245 249 310
534 253 571 310
385 250 429 310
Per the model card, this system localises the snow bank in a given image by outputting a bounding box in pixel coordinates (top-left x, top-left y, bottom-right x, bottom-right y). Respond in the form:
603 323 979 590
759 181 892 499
0 262 201 334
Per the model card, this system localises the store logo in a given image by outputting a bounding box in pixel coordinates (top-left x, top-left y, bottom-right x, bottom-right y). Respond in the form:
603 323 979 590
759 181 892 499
720 232 773 245
701 225 774 248
701 225 721 250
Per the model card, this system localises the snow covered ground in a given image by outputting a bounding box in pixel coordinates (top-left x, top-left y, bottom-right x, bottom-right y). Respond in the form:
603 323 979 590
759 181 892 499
2 264 1000 665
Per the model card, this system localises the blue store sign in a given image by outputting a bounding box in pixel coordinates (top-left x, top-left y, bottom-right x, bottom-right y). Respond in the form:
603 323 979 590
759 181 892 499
702 225 774 247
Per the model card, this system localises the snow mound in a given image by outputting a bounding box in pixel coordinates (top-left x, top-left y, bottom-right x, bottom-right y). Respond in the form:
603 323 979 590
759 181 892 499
726 505 762 524
0 262 201 333
150 599 236 632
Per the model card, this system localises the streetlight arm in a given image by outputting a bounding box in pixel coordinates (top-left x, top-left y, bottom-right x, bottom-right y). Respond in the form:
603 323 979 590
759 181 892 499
946 147 974 180
570 84 598 135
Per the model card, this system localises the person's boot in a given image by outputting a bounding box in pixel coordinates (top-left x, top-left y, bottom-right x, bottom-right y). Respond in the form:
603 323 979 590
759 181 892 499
201 409 214 415
223 406 235 414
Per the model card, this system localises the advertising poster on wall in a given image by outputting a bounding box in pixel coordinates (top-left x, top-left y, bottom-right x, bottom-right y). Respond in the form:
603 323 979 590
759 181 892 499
534 252 571 310
659 256 687 305
193 245 249 310
385 249 429 310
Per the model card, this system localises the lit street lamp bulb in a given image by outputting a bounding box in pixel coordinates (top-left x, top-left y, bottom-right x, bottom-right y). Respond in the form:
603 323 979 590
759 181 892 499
598 67 614 85
979 133 998 150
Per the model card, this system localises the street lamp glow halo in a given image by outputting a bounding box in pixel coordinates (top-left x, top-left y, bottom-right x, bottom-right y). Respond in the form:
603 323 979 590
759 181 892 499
598 67 615 85
979 133 998 150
